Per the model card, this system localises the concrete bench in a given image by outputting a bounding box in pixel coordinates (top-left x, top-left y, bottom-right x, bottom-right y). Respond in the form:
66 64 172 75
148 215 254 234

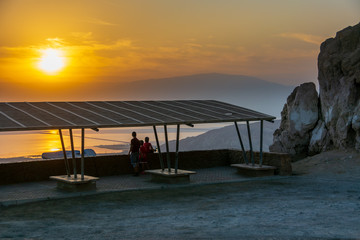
146 169 196 184
50 175 99 192
231 164 276 177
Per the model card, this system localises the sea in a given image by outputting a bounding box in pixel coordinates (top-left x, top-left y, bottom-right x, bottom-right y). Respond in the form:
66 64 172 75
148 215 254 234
0 123 227 163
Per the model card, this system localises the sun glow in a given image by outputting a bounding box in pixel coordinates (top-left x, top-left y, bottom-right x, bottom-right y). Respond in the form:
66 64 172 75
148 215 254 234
50 148 61 152
38 48 66 74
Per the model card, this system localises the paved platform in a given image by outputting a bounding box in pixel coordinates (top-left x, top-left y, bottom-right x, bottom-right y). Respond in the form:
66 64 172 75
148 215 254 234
146 168 196 183
0 166 285 207
231 163 276 177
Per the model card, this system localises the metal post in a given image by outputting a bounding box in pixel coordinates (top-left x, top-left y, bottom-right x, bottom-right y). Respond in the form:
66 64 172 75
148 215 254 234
153 125 164 171
164 125 171 172
69 129 77 179
81 128 85 180
260 120 263 167
234 122 248 164
58 129 70 177
175 124 180 173
246 121 254 166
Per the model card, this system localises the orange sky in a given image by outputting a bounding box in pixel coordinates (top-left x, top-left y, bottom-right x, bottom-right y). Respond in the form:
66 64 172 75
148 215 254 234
0 0 359 101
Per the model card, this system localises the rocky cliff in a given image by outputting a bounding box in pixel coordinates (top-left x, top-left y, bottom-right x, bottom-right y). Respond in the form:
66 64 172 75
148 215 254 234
270 23 360 156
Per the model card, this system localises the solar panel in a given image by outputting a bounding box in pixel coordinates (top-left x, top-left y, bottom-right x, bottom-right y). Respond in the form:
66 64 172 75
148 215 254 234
0 100 275 132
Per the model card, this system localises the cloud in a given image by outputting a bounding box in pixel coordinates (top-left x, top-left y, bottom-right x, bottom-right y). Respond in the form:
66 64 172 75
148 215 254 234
0 31 319 84
83 17 117 26
186 43 203 48
0 37 69 59
205 44 230 49
45 38 66 47
71 32 93 40
278 33 324 45
0 45 38 59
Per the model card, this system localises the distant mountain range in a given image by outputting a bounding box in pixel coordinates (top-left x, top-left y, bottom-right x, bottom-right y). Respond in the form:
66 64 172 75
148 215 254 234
161 120 280 152
1 73 294 117
99 73 294 117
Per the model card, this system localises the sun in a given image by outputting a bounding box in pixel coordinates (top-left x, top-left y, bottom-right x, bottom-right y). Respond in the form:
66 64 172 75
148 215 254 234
38 48 66 74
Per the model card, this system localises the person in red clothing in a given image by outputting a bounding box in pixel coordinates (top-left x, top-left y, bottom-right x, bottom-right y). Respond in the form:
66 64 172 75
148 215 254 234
143 137 154 154
139 137 154 174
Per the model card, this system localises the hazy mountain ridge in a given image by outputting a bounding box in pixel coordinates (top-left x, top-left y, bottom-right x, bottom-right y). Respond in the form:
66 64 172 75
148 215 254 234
1 73 294 117
100 73 294 117
161 120 280 152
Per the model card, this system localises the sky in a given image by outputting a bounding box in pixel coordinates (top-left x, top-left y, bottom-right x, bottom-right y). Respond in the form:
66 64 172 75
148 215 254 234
0 0 359 101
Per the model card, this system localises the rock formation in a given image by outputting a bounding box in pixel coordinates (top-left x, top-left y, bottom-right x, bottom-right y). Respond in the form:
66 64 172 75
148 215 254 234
270 83 319 156
270 22 360 156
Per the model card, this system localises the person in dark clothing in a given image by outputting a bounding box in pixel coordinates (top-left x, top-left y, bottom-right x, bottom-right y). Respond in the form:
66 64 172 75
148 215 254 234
128 131 140 176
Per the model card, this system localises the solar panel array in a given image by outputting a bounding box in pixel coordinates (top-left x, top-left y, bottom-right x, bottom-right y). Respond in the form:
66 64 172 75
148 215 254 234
0 100 275 132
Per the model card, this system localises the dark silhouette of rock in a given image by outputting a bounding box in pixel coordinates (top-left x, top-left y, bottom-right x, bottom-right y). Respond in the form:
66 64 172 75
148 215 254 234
270 83 319 156
271 22 360 157
316 23 360 151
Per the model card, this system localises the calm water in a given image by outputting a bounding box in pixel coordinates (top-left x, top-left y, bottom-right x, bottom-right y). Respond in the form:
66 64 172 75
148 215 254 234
0 123 226 162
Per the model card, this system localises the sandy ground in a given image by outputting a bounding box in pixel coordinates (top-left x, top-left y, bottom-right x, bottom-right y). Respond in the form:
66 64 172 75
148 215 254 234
0 150 359 239
292 150 360 178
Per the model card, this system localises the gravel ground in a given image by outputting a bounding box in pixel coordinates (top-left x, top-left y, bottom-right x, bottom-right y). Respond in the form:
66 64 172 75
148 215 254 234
0 150 360 239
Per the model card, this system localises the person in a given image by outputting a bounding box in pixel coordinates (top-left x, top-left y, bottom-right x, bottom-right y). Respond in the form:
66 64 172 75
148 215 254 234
139 140 146 174
143 137 154 153
128 131 140 176
139 137 154 174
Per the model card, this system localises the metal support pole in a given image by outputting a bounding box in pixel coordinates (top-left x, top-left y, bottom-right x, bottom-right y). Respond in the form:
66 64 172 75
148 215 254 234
260 120 264 167
69 129 77 179
81 128 85 180
175 124 180 173
246 121 254 166
58 129 70 177
164 125 171 172
234 122 248 164
153 125 164 171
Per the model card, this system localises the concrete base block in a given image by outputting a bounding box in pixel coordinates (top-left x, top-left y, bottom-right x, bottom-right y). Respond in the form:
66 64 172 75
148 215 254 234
50 175 99 192
231 164 276 177
146 168 196 184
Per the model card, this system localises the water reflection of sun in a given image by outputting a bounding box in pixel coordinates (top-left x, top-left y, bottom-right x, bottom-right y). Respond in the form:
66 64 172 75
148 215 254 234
46 139 61 152
43 130 62 152
38 48 66 74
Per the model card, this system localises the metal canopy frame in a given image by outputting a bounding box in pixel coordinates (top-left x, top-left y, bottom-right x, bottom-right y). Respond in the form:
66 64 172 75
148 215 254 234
0 100 275 132
0 100 275 177
57 128 87 180
234 120 265 167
